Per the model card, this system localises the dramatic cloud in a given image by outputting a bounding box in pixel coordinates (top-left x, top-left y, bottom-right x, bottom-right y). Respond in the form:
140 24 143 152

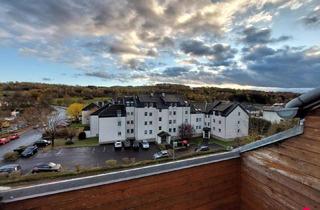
302 7 320 27
0 0 318 89
240 26 291 45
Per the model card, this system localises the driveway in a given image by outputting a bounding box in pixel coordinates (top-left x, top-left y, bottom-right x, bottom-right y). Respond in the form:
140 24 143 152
4 144 160 173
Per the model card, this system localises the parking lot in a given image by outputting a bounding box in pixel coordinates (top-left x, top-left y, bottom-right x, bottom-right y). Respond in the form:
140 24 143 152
11 144 160 173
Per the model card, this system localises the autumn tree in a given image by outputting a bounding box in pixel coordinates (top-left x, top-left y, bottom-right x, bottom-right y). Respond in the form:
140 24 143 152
67 103 83 121
178 123 194 140
44 112 64 148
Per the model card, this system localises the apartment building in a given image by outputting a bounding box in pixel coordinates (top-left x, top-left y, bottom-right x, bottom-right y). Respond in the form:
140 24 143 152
88 93 249 144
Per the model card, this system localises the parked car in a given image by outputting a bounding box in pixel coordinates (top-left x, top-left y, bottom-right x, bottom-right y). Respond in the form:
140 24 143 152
123 140 131 149
195 145 209 152
132 141 140 151
153 150 169 159
0 164 21 175
9 133 19 140
0 137 10 145
13 145 27 154
21 145 38 158
33 140 51 147
171 140 189 151
32 162 62 173
140 140 150 149
114 141 122 150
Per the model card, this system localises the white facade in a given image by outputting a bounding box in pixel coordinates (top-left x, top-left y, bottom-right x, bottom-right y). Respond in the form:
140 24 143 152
262 110 283 123
91 96 250 144
81 110 91 125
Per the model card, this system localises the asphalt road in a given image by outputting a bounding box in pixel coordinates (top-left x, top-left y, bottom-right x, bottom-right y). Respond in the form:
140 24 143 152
0 106 67 160
13 144 160 173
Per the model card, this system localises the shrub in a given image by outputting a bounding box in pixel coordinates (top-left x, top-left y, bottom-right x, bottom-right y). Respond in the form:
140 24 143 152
65 140 74 145
78 131 86 140
3 152 19 161
158 144 166 151
105 160 118 168
122 158 136 165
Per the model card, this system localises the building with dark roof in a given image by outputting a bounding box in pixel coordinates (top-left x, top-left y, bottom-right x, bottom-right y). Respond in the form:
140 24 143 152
89 93 249 144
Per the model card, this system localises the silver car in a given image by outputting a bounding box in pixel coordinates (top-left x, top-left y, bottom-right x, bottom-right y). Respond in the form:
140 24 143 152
32 162 61 173
140 140 150 149
153 150 169 159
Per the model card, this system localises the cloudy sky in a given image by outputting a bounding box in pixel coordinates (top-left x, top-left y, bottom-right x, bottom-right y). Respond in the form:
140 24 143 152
0 0 319 91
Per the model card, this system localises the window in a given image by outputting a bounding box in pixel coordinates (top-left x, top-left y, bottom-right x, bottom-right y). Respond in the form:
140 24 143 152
169 111 172 115
144 121 147 125
238 112 241 116
196 118 198 122
131 120 134 124
199 126 201 129
185 110 188 114
169 128 172 132
159 117 162 121
131 112 133 115
149 121 152 125
149 130 152 134
127 129 130 133
219 120 221 124
173 120 176 124
213 127 215 131
127 112 130 115
144 130 147 134
218 129 221 132
199 118 201 122
173 111 176 115
213 119 215 123
127 121 130 125
169 120 172 124
144 112 147 116
173 128 176 132
208 122 210 126
238 121 240 124
118 132 121 136
237 129 240 133
118 121 121 126
131 129 134 133
159 126 162 130
185 119 188 123
149 112 152 116
159 109 162 112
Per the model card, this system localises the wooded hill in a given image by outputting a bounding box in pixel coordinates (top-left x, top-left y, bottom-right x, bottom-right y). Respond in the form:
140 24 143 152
0 82 298 109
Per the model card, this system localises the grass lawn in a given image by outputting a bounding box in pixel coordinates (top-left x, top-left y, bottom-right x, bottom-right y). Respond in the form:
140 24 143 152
69 122 86 129
210 139 234 148
52 137 99 148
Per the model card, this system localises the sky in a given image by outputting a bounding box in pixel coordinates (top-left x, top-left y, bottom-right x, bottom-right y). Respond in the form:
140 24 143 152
0 0 319 92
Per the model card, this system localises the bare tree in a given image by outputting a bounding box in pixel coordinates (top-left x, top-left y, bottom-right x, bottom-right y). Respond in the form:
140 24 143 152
44 112 64 148
178 123 194 140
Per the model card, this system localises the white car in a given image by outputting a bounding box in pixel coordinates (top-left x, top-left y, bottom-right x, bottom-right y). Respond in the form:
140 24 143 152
114 141 122 150
140 140 150 149
153 150 169 159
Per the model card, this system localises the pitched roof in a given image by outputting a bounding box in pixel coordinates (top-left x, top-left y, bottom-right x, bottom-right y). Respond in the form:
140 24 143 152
82 103 99 111
99 104 126 118
157 131 170 137
91 104 110 116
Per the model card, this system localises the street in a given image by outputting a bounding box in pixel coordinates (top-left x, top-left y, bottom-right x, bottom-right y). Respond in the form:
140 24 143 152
0 106 67 160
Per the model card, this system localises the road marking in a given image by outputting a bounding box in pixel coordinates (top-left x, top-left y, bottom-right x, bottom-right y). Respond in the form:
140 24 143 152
103 146 106 152
56 149 62 156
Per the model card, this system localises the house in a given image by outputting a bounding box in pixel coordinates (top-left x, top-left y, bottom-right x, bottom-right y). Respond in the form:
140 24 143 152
81 103 100 125
91 93 249 144
262 106 283 123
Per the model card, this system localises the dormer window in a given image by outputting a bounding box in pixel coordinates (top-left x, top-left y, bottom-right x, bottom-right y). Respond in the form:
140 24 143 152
117 110 121 117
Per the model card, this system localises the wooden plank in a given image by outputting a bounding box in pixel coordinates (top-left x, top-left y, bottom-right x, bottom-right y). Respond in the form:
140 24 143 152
241 153 320 202
304 115 320 128
242 164 320 209
270 144 320 167
282 137 320 154
302 127 320 141
242 176 301 210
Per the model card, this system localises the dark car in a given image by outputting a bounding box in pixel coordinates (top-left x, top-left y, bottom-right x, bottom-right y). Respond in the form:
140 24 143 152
32 162 62 173
13 145 27 154
33 140 51 147
0 164 21 175
123 140 131 149
21 145 38 158
195 145 209 152
132 141 140 151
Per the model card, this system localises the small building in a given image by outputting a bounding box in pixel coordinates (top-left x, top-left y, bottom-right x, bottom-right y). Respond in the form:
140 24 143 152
262 106 283 123
81 103 100 125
